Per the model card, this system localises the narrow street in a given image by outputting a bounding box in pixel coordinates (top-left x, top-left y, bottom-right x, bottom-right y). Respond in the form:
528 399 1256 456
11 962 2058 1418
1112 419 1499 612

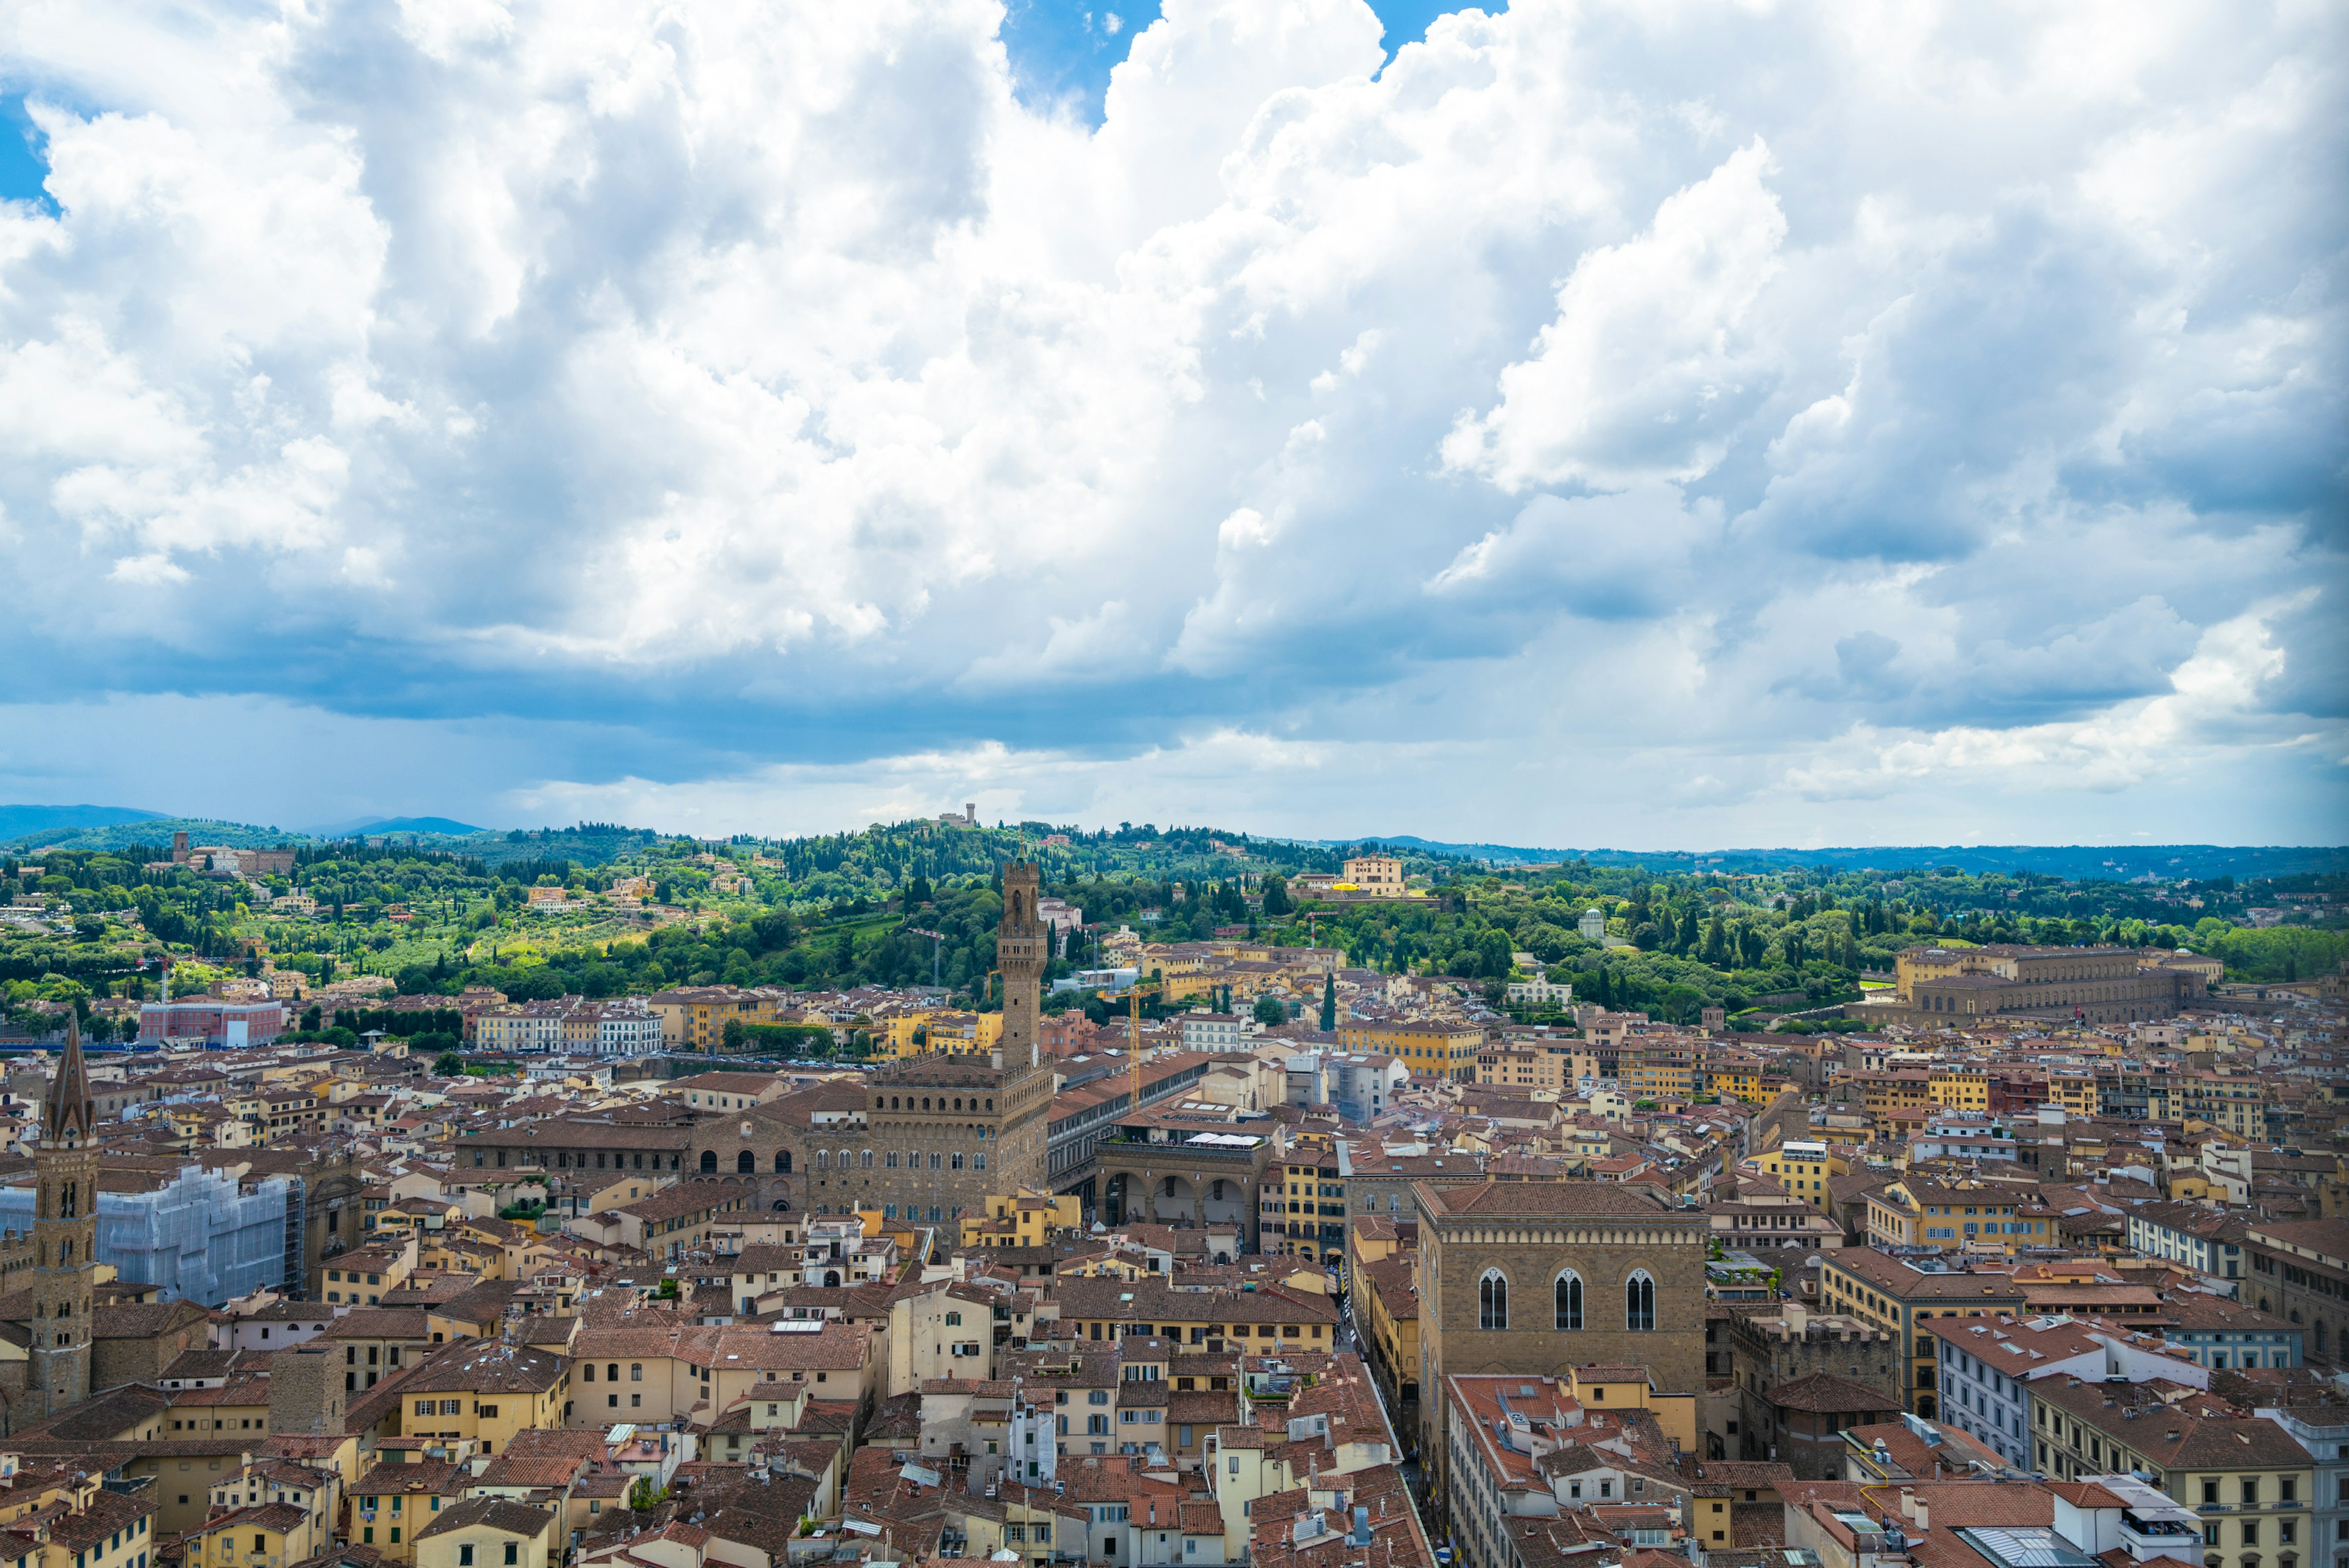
1339 1287 1443 1556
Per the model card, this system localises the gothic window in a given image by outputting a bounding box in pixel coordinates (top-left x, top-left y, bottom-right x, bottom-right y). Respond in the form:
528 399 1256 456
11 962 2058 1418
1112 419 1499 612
1479 1269 1508 1331
974 1153 986 1170
952 1154 965 1170
887 1153 900 1169
1627 1271 1655 1332
861 1151 874 1169
1555 1272 1584 1331
815 1151 830 1170
930 1153 943 1170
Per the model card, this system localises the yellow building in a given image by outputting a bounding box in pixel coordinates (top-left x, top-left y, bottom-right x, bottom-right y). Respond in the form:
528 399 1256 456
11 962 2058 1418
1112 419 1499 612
1561 1365 1698 1454
413 1500 555 1568
2173 1072 2269 1138
1745 1140 1847 1215
647 986 778 1052
37 1490 155 1568
960 1189 1083 1247
1472 1047 1566 1093
882 1008 1004 1060
1928 1067 1989 1112
396 1343 569 1458
2030 1378 2315 1568
1893 945 1982 999
1863 1178 2051 1255
1338 1020 1483 1080
2048 1070 2101 1118
187 1499 334 1568
1704 1059 1778 1105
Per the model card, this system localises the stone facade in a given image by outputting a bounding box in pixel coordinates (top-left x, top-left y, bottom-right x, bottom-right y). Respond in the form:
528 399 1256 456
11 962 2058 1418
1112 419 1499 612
1722 1305 1899 1467
815 863 1056 1225
1414 1179 1705 1510
28 1019 97 1422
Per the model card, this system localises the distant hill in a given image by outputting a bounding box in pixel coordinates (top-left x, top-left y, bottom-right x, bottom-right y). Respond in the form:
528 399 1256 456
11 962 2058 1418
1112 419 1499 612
1327 837 2345 880
0 804 166 845
1335 834 1568 864
304 815 484 836
6 815 306 855
1564 844 2349 881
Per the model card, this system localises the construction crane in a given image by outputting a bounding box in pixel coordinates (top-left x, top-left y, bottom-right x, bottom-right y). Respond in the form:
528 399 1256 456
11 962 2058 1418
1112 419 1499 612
1118 975 1165 1123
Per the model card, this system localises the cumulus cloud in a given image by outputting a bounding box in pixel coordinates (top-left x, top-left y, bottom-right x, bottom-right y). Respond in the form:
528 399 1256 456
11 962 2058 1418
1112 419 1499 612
1442 140 1787 492
0 0 2341 841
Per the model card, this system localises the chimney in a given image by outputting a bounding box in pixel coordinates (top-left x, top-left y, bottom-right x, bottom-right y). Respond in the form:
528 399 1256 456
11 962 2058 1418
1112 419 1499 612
1783 1301 1808 1336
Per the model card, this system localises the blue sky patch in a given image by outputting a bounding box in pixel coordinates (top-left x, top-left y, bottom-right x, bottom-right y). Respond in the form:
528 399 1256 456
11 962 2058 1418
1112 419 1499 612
0 95 58 214
1001 0 1485 124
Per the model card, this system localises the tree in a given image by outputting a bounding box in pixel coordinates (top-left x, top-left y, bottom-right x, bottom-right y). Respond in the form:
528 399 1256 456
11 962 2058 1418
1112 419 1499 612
1252 993 1288 1027
1319 973 1336 1032
1261 877 1290 916
434 1051 466 1076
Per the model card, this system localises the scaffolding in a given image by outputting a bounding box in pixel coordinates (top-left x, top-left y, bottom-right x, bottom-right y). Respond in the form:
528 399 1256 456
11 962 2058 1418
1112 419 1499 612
0 1164 291 1307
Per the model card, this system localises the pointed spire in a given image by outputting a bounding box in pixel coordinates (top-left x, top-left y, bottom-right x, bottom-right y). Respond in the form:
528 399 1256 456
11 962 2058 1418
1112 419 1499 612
45 1012 92 1146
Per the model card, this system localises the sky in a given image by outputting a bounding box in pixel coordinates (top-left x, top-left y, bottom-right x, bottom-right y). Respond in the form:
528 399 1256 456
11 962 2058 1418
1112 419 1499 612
0 0 2342 847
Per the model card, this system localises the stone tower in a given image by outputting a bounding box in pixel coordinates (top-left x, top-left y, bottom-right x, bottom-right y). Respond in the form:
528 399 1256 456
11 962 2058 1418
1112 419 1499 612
995 861 1046 1071
30 1014 97 1418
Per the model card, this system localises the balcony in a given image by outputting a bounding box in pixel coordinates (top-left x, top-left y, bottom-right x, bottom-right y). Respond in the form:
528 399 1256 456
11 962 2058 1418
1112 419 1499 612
2119 1515 2201 1552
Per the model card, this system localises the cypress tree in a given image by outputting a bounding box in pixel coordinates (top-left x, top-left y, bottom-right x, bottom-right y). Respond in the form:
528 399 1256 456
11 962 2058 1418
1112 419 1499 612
1320 973 1336 1032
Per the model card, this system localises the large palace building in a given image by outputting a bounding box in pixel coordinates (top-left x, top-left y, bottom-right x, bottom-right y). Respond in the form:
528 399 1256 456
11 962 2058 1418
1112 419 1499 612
1854 943 2213 1026
833 861 1057 1225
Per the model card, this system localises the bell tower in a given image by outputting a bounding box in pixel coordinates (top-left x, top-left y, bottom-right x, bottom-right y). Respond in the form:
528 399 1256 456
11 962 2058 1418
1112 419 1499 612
995 861 1047 1071
30 1013 97 1418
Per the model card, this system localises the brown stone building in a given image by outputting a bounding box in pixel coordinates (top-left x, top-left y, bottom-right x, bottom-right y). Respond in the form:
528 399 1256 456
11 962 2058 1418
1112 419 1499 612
826 864 1056 1226
1414 1179 1705 1499
1754 1372 1898 1477
1854 943 2207 1026
445 869 1124 1230
2246 1216 2349 1364
1722 1302 1899 1468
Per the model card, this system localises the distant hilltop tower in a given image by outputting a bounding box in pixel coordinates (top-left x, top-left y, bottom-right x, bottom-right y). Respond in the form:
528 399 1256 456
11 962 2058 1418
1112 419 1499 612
996 861 1047 1070
31 1013 97 1419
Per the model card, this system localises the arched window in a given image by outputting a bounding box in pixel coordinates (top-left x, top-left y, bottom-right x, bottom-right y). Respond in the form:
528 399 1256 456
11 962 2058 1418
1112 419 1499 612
1626 1271 1655 1332
736 1150 755 1173
815 1150 830 1170
1555 1271 1584 1331
774 1151 792 1173
838 1148 853 1169
861 1150 874 1169
699 1151 717 1173
606 1364 618 1381
1479 1269 1508 1331
629 1364 642 1381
